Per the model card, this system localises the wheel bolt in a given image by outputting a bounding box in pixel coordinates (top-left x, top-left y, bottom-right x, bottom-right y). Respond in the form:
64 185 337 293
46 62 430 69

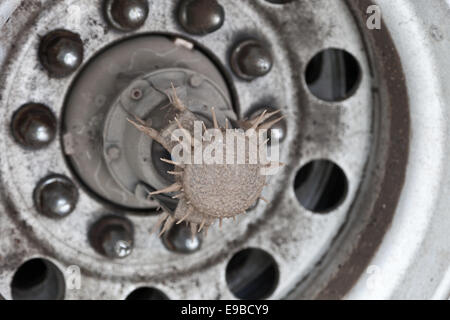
89 215 134 259
34 175 79 219
11 103 57 149
105 0 149 32
178 0 225 35
39 30 84 78
162 223 202 254
231 40 273 80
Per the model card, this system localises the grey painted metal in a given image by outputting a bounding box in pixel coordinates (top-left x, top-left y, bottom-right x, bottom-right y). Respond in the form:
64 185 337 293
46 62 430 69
0 0 445 300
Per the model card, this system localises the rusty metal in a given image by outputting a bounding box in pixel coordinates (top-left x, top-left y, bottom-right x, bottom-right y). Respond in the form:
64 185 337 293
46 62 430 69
11 103 57 149
89 215 134 259
177 0 225 35
104 0 149 32
38 29 84 78
33 175 79 219
230 40 273 81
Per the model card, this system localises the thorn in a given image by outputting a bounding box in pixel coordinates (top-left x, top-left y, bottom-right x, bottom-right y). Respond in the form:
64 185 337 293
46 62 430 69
128 118 174 151
204 225 209 237
251 110 268 130
198 219 206 232
249 110 282 127
219 218 223 229
225 118 229 130
190 223 198 240
233 216 236 222
265 109 282 118
128 118 160 140
167 171 183 176
152 212 169 234
175 117 195 147
133 116 146 125
261 138 270 146
170 83 187 111
211 107 219 129
174 117 184 130
160 158 182 167
260 197 269 204
176 207 193 224
172 193 183 199
149 183 181 196
159 216 174 237
259 116 286 130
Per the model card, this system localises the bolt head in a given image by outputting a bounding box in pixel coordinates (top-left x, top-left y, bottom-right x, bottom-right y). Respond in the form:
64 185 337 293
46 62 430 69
89 215 134 259
11 103 57 149
39 30 84 78
178 0 225 35
231 40 273 80
34 175 79 218
106 0 149 32
162 223 202 254
113 239 132 258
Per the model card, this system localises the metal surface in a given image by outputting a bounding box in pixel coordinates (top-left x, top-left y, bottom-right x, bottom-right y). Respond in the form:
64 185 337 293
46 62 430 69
33 174 79 219
11 103 57 149
0 0 373 300
89 215 134 259
39 29 84 78
177 0 225 35
0 0 447 301
230 39 273 80
104 0 149 32
345 0 450 300
62 34 234 210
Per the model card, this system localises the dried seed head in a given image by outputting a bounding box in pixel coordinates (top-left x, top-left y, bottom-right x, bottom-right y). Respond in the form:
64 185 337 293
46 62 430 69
130 86 284 237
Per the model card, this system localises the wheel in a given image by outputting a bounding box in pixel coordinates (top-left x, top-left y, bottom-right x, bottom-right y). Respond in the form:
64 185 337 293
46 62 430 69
0 0 449 300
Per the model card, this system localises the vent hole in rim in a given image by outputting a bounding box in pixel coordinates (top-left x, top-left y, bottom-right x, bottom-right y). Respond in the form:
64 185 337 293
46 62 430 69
126 287 169 300
305 48 361 102
226 248 279 300
11 258 65 300
294 159 349 213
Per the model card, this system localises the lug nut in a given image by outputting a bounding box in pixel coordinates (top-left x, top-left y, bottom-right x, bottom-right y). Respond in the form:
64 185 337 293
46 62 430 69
89 215 134 259
162 223 202 254
105 0 149 32
178 0 225 35
231 40 273 80
39 30 84 78
11 103 57 149
34 175 79 219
